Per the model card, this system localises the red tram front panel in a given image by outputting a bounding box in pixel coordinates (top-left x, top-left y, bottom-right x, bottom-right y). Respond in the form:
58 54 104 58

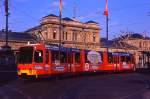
17 44 47 77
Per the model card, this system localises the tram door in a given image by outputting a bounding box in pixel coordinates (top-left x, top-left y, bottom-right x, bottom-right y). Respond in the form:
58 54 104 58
69 52 81 73
68 52 73 73
68 49 82 73
113 55 119 71
45 50 51 74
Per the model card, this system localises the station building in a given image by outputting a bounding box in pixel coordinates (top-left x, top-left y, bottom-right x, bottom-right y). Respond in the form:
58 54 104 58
115 33 150 68
26 14 101 51
0 14 149 67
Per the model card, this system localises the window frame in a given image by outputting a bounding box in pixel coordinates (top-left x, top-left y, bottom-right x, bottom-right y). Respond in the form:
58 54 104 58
34 50 43 63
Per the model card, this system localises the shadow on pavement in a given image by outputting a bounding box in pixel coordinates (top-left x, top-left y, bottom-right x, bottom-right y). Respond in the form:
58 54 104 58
0 72 17 86
136 68 150 75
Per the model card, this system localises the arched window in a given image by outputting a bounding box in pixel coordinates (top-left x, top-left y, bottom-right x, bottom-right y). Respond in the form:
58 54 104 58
65 32 68 40
62 31 65 40
93 33 96 42
53 30 57 39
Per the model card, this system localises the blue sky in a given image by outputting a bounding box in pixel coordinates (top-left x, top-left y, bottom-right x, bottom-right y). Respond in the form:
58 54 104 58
0 0 150 39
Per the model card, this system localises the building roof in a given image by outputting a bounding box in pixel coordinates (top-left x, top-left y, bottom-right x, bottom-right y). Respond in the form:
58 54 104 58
0 31 35 41
115 33 150 40
43 14 99 24
62 17 74 21
101 38 137 50
42 14 58 18
130 33 143 39
86 20 98 24
25 25 41 33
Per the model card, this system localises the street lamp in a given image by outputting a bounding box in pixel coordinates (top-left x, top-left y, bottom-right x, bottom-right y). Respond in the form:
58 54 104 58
2 0 11 51
58 0 62 63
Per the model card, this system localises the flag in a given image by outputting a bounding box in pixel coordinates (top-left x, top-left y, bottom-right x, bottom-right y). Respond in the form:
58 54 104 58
103 0 108 16
59 0 62 13
5 0 9 15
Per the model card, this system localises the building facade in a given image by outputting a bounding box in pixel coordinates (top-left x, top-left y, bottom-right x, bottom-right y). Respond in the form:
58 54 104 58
0 31 34 50
1 15 150 68
26 14 101 51
117 33 150 68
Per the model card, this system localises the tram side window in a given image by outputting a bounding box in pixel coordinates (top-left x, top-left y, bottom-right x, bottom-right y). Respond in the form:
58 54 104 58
19 47 33 64
108 53 113 63
99 52 103 63
61 52 67 63
126 56 131 63
132 56 135 63
34 50 43 63
46 51 49 64
68 53 73 63
52 51 59 62
121 56 126 62
75 52 80 63
85 53 89 63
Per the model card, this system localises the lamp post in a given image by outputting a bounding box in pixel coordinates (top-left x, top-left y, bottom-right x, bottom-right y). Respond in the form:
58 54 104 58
2 0 11 51
5 0 9 47
59 0 62 62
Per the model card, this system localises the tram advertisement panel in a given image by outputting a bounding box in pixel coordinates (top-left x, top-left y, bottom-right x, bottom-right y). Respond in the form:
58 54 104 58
85 50 102 71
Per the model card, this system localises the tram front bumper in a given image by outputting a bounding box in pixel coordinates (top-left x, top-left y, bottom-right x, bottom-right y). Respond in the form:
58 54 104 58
17 69 37 76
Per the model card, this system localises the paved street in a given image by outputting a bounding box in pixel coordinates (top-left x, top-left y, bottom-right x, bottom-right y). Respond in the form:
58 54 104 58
0 72 150 99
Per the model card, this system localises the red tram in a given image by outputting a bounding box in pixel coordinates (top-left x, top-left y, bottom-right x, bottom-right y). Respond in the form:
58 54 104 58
17 43 135 78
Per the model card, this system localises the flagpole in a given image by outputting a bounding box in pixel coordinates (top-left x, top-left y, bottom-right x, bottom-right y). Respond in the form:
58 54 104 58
106 14 109 53
59 0 62 62
103 0 109 53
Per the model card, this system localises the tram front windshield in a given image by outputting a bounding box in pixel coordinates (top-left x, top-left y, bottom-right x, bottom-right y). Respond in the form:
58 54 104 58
19 47 33 64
